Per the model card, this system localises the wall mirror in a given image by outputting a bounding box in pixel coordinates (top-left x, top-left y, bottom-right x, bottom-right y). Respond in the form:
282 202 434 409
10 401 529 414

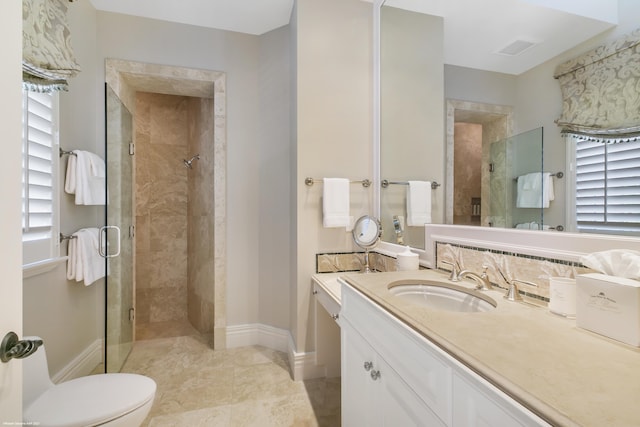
374 1 633 249
377 1 444 250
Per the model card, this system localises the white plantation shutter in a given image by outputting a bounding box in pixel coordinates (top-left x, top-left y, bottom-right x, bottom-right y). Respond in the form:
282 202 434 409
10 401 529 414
575 137 640 234
22 90 59 264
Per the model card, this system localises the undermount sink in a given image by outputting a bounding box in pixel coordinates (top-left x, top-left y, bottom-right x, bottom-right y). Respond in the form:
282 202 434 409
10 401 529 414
388 281 496 313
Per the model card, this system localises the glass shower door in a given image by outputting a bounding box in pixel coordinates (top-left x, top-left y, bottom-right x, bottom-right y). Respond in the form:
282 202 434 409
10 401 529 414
105 84 135 372
489 127 544 229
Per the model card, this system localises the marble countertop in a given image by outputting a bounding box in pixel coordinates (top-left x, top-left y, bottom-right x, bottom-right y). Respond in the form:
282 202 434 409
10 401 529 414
315 270 640 427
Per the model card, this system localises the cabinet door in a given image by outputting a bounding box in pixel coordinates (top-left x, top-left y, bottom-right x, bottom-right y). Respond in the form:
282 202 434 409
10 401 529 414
453 372 549 427
342 320 445 427
342 321 379 427
377 356 446 427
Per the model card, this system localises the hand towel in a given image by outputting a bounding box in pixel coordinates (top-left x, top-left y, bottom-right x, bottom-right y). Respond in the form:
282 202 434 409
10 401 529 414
66 228 105 286
65 150 106 205
406 181 431 226
516 172 554 208
322 178 353 230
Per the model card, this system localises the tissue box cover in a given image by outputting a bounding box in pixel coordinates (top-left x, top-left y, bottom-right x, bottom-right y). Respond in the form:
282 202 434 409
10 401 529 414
576 273 640 347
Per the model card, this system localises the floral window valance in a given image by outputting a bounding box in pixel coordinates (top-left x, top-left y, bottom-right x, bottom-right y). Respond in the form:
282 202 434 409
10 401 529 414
554 28 640 140
23 0 81 92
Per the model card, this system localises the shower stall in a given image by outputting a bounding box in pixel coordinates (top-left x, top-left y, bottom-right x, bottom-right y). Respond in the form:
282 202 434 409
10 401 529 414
104 60 226 372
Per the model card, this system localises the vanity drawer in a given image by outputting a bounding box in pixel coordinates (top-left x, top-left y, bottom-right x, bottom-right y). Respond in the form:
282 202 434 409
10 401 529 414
341 284 452 425
312 279 341 323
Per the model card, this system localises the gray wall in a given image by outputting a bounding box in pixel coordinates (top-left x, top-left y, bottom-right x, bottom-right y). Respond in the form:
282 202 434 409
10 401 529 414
25 4 293 374
24 0 640 376
23 0 104 377
95 12 292 330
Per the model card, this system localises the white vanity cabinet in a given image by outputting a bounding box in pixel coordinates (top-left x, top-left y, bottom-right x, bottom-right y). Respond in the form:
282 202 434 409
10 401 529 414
341 284 451 426
452 368 548 427
341 283 549 427
342 320 447 426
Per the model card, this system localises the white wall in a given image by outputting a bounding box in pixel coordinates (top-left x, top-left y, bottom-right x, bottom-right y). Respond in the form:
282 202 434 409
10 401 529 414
0 1 24 419
258 26 292 330
293 0 373 352
445 65 517 107
22 0 104 377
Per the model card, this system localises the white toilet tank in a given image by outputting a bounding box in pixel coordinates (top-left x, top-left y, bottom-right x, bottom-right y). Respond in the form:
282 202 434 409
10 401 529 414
23 339 156 427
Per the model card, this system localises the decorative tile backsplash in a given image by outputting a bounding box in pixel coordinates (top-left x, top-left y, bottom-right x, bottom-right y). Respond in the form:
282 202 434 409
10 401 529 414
317 241 596 303
435 242 594 302
316 252 400 273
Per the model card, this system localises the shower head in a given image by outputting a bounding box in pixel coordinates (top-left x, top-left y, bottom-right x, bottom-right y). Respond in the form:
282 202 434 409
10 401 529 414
183 154 200 169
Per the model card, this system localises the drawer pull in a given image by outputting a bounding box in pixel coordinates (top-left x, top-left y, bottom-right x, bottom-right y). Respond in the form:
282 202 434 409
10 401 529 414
370 370 381 381
364 361 373 371
331 313 339 320
312 289 318 295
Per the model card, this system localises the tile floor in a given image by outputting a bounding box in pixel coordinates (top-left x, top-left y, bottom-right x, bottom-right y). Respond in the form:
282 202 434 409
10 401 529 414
121 322 341 426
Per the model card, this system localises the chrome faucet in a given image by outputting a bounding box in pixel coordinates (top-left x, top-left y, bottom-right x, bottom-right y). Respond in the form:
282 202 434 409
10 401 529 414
459 265 492 291
441 260 461 282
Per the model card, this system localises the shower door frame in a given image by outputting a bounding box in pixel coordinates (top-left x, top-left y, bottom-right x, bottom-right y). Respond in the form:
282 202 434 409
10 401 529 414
104 59 228 354
104 83 136 372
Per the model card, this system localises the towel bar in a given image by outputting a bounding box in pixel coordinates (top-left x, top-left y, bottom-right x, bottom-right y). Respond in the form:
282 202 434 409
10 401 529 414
381 180 440 190
513 171 563 182
59 148 77 157
59 233 77 242
305 177 371 188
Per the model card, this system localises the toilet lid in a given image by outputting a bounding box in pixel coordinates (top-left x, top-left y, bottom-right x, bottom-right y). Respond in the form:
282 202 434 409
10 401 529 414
24 373 156 427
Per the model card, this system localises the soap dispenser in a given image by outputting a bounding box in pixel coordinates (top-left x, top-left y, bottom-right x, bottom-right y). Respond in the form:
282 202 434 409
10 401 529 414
396 246 419 271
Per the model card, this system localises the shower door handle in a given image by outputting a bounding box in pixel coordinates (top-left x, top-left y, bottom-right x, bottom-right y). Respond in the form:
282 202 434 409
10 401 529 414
99 225 121 258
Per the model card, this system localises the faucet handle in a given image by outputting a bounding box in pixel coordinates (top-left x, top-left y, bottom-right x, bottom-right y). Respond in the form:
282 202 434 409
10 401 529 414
441 260 460 282
480 265 489 277
504 279 538 302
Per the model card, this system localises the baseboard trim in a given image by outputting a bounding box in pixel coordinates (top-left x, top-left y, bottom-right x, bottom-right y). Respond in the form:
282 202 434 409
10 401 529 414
225 323 289 353
287 334 327 381
226 324 329 381
51 339 103 384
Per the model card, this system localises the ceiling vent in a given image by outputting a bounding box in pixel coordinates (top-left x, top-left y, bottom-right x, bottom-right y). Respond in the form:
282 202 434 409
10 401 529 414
495 39 537 56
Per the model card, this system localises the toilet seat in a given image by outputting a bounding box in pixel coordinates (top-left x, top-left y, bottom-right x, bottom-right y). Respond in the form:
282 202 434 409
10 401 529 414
24 373 156 427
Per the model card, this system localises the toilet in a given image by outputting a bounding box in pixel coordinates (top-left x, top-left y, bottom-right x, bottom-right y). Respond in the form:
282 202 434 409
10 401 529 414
23 338 156 427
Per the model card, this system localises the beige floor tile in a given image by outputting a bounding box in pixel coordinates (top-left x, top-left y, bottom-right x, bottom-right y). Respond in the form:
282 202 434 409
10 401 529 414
121 327 341 426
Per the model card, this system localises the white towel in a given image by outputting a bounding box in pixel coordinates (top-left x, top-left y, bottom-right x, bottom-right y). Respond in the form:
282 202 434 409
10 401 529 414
65 150 106 205
406 181 431 226
322 178 352 230
516 172 554 208
66 228 105 286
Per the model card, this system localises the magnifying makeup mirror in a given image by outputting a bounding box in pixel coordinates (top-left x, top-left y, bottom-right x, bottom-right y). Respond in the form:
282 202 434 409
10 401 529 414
352 215 382 273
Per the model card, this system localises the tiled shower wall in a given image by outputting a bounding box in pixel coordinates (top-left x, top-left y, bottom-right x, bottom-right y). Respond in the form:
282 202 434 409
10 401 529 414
186 97 215 338
453 123 482 226
135 93 215 337
135 93 190 326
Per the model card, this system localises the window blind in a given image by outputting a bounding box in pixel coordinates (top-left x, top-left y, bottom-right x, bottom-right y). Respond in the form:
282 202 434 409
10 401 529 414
575 138 640 234
22 90 58 264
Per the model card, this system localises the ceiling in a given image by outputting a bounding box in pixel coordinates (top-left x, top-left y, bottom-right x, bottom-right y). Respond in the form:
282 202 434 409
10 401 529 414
89 0 619 75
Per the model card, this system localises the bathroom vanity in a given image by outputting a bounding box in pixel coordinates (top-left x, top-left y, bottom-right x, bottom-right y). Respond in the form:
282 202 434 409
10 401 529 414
313 270 640 427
